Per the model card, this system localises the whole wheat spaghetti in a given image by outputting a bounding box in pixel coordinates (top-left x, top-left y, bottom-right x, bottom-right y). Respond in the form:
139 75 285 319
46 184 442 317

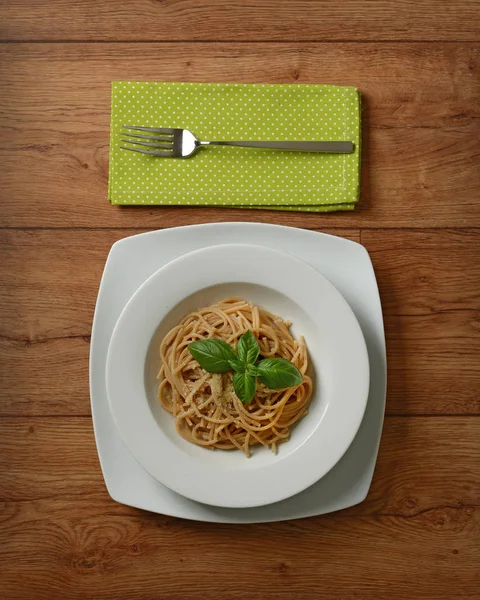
157 298 313 457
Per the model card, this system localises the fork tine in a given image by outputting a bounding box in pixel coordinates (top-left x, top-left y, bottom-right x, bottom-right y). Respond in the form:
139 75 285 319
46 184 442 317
121 146 174 157
123 126 175 135
121 139 174 149
122 132 174 141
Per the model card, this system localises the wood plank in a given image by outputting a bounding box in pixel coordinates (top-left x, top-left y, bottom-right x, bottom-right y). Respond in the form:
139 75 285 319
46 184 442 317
1 228 478 416
0 336 90 416
0 227 360 341
1 416 478 515
0 417 478 600
1 226 358 416
1 0 479 42
363 230 480 315
0 228 355 416
0 42 479 229
363 229 480 415
386 312 480 415
1 509 478 600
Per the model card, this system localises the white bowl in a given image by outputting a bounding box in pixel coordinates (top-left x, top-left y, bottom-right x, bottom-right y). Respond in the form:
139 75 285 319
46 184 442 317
106 244 369 508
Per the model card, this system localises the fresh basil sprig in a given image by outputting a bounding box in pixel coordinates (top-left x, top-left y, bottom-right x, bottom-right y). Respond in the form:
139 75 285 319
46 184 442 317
232 371 257 405
188 338 237 373
188 330 303 405
237 330 260 367
255 357 303 389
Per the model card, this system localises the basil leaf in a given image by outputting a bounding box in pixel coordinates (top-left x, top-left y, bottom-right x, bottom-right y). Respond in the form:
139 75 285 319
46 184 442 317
256 358 303 389
188 339 237 373
229 358 245 373
246 363 260 376
233 370 257 405
237 330 260 366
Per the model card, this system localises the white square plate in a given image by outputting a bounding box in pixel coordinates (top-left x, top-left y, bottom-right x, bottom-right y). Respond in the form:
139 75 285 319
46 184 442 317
90 223 386 523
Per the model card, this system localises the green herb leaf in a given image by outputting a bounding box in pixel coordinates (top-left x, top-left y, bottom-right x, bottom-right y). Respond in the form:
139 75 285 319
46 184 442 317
228 358 245 373
236 330 260 367
246 363 260 376
256 358 303 389
188 339 238 374
233 370 257 405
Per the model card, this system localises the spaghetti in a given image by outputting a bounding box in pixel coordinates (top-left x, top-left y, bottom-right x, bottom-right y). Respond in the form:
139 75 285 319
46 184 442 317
157 298 313 457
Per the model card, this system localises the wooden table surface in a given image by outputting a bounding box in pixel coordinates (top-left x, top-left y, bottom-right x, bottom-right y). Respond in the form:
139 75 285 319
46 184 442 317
1 2 479 599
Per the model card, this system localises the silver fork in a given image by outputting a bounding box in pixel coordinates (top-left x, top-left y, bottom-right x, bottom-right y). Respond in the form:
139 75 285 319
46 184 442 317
121 126 354 158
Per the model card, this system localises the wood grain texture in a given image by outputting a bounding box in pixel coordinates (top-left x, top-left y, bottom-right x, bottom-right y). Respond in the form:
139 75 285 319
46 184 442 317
0 42 479 228
1 228 478 416
0 417 478 600
1 416 477 515
1 0 480 42
363 230 480 415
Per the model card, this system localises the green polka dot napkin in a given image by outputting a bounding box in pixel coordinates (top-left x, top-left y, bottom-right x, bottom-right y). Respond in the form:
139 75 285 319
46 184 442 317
108 82 361 212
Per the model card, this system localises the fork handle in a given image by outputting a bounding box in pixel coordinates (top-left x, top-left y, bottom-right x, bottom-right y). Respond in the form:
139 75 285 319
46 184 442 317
203 141 354 153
